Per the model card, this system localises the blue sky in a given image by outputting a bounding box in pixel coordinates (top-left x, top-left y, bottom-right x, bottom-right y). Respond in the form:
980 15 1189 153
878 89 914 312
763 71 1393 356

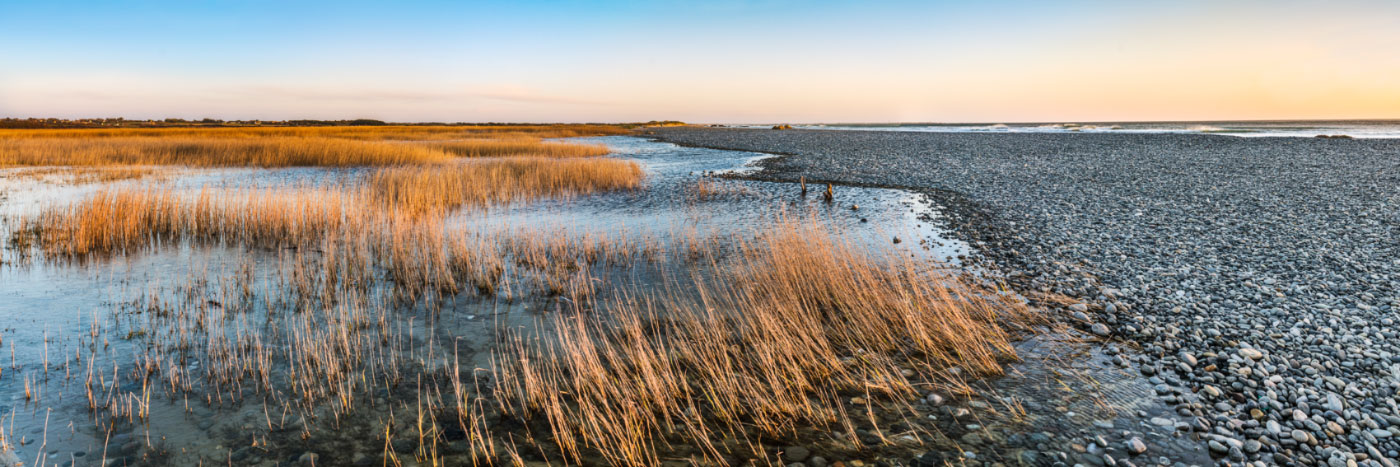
2 1 1398 122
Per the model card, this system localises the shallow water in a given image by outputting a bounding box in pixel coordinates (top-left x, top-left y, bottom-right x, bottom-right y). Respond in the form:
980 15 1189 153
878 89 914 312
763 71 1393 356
0 166 367 219
0 136 1207 466
456 136 971 264
735 120 1400 138
913 331 1213 465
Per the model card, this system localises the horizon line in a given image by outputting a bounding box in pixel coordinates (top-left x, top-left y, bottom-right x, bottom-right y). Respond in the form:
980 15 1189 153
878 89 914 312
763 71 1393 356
5 117 1400 126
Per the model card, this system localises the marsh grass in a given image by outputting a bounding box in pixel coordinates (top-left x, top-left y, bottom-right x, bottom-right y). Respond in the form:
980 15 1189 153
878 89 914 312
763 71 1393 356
23 186 354 259
1 124 630 141
489 218 1030 465
5 124 641 261
365 157 643 217
31 213 1027 466
0 125 627 168
427 139 611 159
21 157 643 259
0 166 161 184
0 124 1033 466
0 136 447 167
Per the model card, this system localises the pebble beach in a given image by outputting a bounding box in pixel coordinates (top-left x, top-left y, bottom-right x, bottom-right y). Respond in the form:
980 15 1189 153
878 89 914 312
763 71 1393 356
647 127 1400 466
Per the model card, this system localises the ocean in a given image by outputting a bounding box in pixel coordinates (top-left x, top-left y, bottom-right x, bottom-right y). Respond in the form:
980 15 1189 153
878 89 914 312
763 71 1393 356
741 120 1400 138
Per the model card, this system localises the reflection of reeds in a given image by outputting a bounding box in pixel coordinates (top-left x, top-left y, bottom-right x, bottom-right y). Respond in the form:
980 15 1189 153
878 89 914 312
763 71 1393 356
684 176 752 202
0 412 10 458
0 125 626 168
0 166 160 184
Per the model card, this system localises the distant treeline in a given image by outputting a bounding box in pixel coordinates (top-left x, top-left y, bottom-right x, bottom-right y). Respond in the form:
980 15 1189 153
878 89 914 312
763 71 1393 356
1 118 687 129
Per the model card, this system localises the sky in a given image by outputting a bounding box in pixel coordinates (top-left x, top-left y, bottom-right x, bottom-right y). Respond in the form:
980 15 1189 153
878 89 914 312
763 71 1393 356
2 0 1399 123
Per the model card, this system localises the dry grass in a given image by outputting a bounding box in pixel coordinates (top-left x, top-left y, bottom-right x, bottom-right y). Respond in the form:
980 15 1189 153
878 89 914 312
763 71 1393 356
9 207 1028 465
0 166 161 184
0 124 630 140
3 125 641 260
0 125 1032 466
21 187 349 258
365 158 643 216
0 125 627 168
21 157 642 259
0 136 448 167
488 218 1029 465
427 139 611 158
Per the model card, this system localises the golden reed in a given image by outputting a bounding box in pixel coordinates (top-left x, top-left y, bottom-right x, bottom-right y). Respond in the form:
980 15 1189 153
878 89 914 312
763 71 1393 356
488 218 1031 465
25 157 643 258
0 125 623 168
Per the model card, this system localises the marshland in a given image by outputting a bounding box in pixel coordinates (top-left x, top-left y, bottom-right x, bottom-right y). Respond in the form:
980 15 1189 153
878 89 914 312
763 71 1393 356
0 125 1207 466
11 1 1400 465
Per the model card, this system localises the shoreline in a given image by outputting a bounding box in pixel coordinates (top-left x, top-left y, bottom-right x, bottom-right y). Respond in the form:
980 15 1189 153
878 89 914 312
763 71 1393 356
647 129 1077 311
643 126 1400 466
0 134 1056 466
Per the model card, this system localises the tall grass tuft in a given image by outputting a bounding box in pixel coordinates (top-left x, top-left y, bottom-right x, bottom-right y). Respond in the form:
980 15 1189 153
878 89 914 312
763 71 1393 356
490 217 1029 465
364 158 643 216
23 156 643 259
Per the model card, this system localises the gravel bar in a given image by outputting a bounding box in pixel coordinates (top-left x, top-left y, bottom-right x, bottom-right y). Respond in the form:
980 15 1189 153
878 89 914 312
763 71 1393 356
646 127 1400 466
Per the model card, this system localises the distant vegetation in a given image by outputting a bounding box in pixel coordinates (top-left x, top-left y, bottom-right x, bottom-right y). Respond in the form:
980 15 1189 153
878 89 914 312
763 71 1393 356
4 124 645 258
0 125 629 168
620 120 686 128
11 124 644 258
0 117 382 129
0 117 686 129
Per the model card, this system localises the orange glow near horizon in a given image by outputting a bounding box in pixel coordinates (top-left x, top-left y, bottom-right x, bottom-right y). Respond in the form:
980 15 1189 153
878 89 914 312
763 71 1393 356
2 1 1398 122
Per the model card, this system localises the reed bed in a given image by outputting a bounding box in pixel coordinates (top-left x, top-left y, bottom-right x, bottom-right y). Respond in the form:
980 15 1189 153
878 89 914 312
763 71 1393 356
0 136 450 167
489 219 1029 465
0 124 630 141
5 210 1028 466
365 158 643 216
0 166 160 184
0 125 627 168
20 157 643 258
428 139 611 159
0 125 1032 466
22 187 354 258
33 221 642 460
